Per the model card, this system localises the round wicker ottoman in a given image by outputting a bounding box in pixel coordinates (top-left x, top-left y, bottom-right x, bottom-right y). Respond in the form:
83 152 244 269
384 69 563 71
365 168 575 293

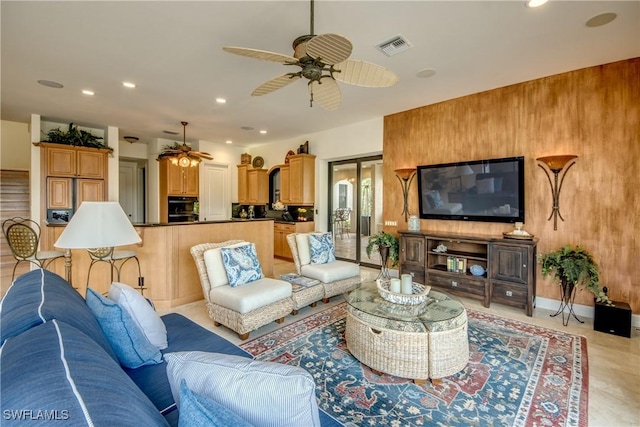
344 281 469 384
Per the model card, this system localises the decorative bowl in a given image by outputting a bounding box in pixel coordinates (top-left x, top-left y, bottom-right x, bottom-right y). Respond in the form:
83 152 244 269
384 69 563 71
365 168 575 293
376 279 431 305
469 265 485 276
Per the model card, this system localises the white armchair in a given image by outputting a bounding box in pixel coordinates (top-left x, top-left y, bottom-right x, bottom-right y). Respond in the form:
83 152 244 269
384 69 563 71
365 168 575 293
287 233 361 302
191 240 293 340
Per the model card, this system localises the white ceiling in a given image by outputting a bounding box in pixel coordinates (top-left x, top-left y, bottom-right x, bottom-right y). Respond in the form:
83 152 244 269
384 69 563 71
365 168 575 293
2 1 638 148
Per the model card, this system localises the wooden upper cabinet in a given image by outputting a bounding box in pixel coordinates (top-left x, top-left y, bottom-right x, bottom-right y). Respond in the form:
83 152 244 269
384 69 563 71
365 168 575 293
160 158 199 196
237 164 248 203
47 146 76 176
76 150 106 179
47 177 72 209
287 154 315 205
237 164 267 204
76 179 105 208
279 165 291 204
247 169 268 204
42 143 107 179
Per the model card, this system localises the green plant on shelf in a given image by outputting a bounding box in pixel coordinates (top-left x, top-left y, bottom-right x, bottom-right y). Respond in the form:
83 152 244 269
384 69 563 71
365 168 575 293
43 123 111 151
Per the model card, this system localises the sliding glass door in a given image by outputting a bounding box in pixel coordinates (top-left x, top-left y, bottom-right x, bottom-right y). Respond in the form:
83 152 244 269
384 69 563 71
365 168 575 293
329 155 383 268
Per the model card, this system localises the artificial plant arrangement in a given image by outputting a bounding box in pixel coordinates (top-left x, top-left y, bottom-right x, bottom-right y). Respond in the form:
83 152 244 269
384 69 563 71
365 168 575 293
366 231 400 267
43 123 111 151
538 245 610 304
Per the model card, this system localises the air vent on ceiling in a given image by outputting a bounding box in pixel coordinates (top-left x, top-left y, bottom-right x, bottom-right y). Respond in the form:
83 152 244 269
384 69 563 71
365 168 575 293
376 35 413 57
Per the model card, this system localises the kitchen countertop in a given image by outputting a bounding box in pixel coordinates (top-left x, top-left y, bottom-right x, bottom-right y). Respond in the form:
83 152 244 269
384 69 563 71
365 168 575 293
47 218 314 227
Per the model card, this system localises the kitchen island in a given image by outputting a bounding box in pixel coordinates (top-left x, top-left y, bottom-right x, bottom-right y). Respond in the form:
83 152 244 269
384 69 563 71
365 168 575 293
43 219 275 308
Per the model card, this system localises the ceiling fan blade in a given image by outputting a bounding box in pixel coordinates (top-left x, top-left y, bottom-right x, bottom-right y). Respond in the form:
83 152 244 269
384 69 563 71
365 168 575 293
193 152 213 160
223 47 297 64
333 60 398 87
306 33 352 65
252 74 302 96
309 77 341 111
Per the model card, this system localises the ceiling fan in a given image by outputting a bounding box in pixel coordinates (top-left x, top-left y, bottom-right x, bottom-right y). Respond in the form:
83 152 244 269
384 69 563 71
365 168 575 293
158 122 213 167
222 0 398 111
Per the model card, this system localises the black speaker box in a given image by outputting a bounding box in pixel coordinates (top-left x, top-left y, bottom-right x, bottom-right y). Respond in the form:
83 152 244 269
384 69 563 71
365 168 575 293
594 300 632 338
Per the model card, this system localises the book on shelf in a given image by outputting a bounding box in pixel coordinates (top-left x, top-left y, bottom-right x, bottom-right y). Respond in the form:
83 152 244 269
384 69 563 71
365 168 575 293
447 256 467 274
280 273 320 287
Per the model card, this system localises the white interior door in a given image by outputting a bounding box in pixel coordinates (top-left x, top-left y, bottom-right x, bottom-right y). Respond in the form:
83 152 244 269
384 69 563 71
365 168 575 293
201 163 229 221
119 161 138 222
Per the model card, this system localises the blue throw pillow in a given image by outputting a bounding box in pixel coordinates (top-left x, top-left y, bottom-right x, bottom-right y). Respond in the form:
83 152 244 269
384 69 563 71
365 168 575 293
85 288 162 368
0 269 117 362
220 243 263 287
0 320 169 427
308 233 336 264
178 379 253 427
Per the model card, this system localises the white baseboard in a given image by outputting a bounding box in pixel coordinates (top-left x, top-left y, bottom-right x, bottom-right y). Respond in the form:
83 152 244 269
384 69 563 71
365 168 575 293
535 297 640 328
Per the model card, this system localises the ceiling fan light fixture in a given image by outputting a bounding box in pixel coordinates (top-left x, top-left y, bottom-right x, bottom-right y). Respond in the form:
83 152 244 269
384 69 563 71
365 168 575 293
158 121 213 167
178 155 192 168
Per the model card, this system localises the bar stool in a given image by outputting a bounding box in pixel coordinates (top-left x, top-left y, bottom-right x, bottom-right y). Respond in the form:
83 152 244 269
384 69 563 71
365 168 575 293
86 247 145 294
2 217 65 281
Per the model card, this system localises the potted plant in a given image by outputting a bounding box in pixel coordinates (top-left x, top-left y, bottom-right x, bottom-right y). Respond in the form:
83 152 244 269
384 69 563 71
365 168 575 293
43 123 112 151
538 245 610 305
366 231 399 268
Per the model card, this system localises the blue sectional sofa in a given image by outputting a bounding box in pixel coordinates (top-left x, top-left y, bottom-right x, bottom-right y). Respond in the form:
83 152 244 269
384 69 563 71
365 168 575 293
0 269 341 426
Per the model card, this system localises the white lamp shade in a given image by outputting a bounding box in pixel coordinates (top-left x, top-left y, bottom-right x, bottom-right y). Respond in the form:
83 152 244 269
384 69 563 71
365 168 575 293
55 202 141 249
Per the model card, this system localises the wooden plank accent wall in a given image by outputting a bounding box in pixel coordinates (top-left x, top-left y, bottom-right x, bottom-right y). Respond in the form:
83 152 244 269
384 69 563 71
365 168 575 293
384 58 640 313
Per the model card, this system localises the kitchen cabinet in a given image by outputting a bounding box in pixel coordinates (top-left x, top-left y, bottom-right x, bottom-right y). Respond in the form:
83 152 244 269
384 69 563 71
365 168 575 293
47 177 72 209
36 143 109 231
286 154 315 205
274 221 315 259
275 154 315 206
77 179 105 207
159 158 200 223
160 158 199 196
237 164 268 204
45 144 106 179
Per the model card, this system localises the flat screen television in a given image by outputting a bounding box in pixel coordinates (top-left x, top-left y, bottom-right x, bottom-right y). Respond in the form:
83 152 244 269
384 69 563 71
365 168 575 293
417 156 525 223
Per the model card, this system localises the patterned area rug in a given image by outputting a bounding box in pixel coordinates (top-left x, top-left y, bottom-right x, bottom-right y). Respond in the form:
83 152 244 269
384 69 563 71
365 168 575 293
241 303 588 427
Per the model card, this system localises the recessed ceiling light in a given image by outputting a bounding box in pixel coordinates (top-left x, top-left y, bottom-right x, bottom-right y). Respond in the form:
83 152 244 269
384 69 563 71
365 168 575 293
216 98 227 104
82 90 95 96
122 82 136 88
586 12 617 28
416 68 437 79
525 0 548 8
260 130 267 134
37 80 63 88
226 140 233 144
240 126 254 131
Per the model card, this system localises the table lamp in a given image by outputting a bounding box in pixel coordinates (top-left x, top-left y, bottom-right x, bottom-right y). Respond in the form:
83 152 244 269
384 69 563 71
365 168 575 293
54 201 141 285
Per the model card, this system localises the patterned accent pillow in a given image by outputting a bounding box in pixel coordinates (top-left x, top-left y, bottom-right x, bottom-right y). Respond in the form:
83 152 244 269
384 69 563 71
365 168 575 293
221 243 263 287
308 233 336 264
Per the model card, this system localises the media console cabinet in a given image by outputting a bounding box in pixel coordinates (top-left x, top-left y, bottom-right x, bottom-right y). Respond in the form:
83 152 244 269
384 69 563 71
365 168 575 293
399 231 538 316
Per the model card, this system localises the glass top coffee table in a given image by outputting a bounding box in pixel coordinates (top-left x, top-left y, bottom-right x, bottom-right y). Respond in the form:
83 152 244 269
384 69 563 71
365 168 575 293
344 280 469 384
